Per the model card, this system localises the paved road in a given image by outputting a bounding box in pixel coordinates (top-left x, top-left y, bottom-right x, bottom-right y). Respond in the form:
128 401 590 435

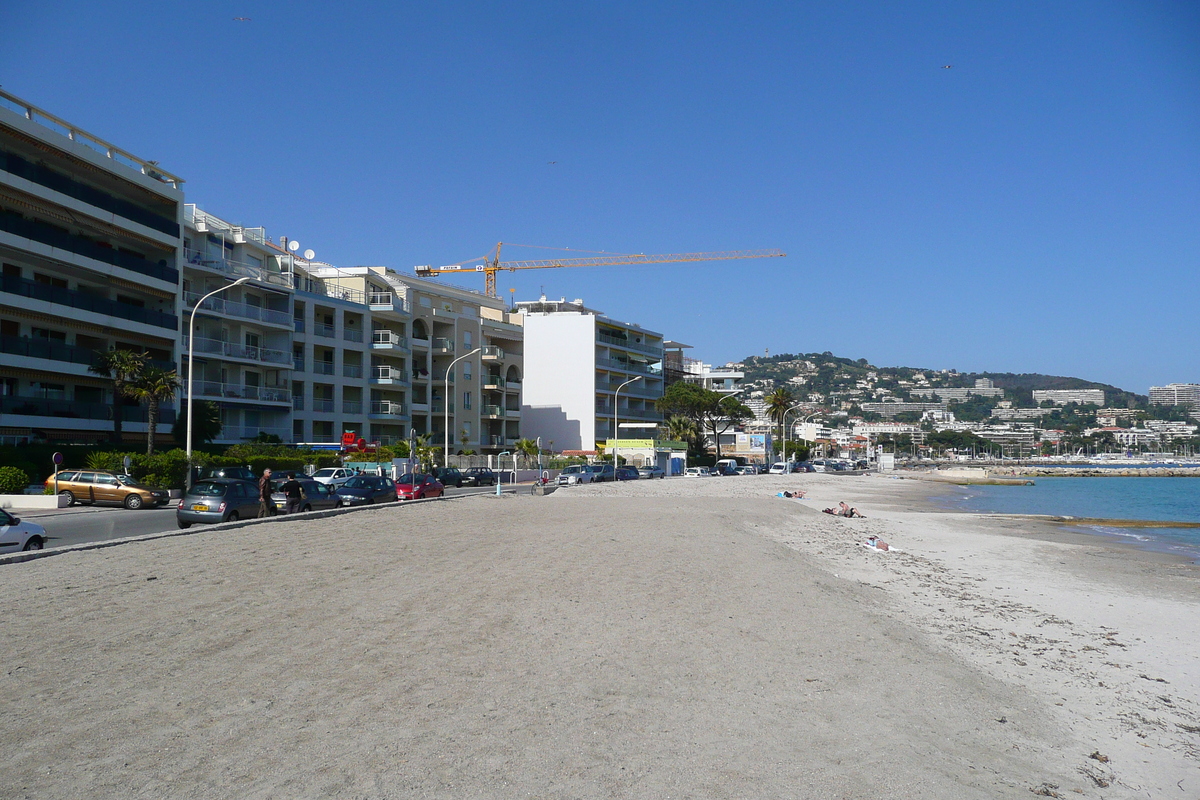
13 484 514 550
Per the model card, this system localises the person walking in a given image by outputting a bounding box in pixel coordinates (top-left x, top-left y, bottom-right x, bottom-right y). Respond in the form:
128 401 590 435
280 472 304 514
257 468 274 517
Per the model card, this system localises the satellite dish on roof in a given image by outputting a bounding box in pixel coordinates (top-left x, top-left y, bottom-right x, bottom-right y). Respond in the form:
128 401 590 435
303 249 315 260
288 240 300 252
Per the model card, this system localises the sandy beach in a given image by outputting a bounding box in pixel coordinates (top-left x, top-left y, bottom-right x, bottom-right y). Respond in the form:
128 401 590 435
1 474 1197 798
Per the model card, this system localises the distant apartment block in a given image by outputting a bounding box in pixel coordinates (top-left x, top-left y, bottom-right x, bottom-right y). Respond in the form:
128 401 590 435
518 296 664 451
663 342 743 393
1148 383 1200 409
860 401 946 419
0 90 184 446
911 378 1002 402
1032 389 1105 406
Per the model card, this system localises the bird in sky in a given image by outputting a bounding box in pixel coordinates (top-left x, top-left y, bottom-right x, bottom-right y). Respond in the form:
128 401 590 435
548 161 557 165
942 64 953 69
234 17 251 21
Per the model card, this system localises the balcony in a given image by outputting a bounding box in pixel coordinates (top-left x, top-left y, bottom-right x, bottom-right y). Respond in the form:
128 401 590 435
595 405 663 421
503 407 521 418
368 292 408 313
432 337 454 353
343 328 364 343
431 371 454 383
183 291 292 327
182 249 291 288
290 275 366 305
292 396 304 411
293 318 305 333
482 375 505 390
293 357 304 372
506 381 522 394
430 400 455 414
597 330 664 358
1 147 179 236
312 398 335 413
372 366 408 385
343 401 363 415
182 336 291 367
0 209 177 285
343 364 364 379
481 345 504 360
370 401 408 418
481 405 504 418
219 425 292 442
410 335 430 349
313 322 335 338
193 381 290 404
312 361 334 376
0 395 176 424
2 273 176 331
409 401 430 414
597 357 661 377
372 330 408 350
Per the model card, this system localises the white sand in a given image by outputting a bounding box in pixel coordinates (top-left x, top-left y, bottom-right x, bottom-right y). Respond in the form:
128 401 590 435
1 474 1196 798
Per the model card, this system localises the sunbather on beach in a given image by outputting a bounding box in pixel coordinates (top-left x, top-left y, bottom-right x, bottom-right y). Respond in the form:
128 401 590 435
865 536 889 551
838 501 864 518
777 490 806 499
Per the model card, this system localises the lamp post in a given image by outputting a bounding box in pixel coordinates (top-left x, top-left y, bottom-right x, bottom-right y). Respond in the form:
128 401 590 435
613 375 643 470
782 407 822 471
408 427 416 472
186 276 252 486
444 347 482 466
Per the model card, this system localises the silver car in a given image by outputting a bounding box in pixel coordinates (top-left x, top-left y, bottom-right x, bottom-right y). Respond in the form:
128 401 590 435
0 508 47 553
176 478 261 528
557 465 595 485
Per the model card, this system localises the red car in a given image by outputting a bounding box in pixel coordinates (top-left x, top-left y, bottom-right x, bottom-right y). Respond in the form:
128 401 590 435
395 473 445 501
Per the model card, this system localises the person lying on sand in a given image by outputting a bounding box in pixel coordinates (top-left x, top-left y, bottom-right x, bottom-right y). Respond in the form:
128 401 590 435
865 536 889 551
822 502 864 518
777 490 806 499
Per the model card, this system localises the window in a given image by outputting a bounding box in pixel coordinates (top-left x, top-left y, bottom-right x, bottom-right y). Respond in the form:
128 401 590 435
419 296 432 308
462 361 472 380
463 331 472 348
31 328 66 342
462 391 472 410
34 273 67 289
35 382 66 399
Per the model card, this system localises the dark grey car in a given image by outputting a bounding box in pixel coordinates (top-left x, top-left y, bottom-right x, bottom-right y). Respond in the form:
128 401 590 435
270 477 342 512
176 478 262 528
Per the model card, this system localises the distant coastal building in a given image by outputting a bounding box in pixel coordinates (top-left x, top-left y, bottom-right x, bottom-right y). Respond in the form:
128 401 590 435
1032 389 1105 406
1148 383 1200 409
911 378 1003 402
663 342 743 394
860 401 946 419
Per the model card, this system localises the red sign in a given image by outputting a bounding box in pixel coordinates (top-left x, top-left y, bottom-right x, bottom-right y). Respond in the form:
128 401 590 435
357 438 367 452
341 431 357 447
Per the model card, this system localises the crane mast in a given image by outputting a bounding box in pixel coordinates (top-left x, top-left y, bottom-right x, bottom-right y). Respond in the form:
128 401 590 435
414 243 785 297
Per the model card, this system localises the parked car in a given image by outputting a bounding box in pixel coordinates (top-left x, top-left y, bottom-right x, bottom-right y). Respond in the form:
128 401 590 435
395 473 445 500
793 462 816 473
685 466 711 477
176 478 262 528
309 467 355 488
590 464 617 483
768 462 788 475
638 465 666 479
200 466 257 482
270 477 342 512
615 465 639 481
0 508 46 552
557 465 595 486
736 465 759 475
336 475 398 505
430 467 463 488
45 470 170 509
461 467 497 486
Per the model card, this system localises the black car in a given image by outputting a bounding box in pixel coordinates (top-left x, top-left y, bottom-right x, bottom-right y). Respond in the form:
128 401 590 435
615 466 639 481
461 467 496 486
335 475 398 505
431 467 463 488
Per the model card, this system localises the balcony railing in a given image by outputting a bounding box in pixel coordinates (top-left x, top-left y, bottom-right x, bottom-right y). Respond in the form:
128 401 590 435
410 335 430 348
292 396 304 411
183 291 292 326
0 209 177 284
482 375 505 389
595 405 663 421
597 330 664 357
432 337 454 352
343 364 364 379
343 328 364 343
2 273 177 330
219 425 292 441
482 405 504 418
312 361 334 375
293 357 304 372
194 382 290 403
506 381 521 393
293 319 305 333
183 249 290 288
369 292 408 312
372 330 408 348
430 401 455 414
481 345 504 359
343 401 363 415
370 401 407 417
312 398 335 413
0 396 176 424
313 322 335 338
597 357 662 376
183 336 291 366
372 366 408 383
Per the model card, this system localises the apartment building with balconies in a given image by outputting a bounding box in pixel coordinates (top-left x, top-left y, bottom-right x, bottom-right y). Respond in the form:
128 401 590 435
181 206 295 444
385 274 523 454
0 90 184 446
516 296 664 452
291 265 412 446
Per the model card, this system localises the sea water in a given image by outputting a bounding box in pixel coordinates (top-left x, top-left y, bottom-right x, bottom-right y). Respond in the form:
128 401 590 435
941 477 1200 560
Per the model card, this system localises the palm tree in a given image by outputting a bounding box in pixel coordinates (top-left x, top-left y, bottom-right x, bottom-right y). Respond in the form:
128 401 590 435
90 349 148 444
514 437 540 466
124 366 179 455
765 387 795 455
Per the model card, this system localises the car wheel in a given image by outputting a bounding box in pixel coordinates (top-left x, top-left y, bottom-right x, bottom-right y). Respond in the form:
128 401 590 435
177 520 191 529
225 511 240 522
302 504 311 513
22 537 43 551
124 494 144 510
59 490 75 506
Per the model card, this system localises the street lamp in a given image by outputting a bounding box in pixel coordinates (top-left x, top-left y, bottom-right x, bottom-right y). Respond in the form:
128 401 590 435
613 375 643 469
444 347 482 465
186 276 252 486
408 427 416 471
782 406 822 471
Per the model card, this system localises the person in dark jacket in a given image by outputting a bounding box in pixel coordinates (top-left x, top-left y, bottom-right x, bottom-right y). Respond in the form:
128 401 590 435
257 468 274 517
280 472 304 514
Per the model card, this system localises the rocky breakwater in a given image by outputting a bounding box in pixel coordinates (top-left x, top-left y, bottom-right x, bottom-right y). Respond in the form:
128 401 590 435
1004 466 1200 478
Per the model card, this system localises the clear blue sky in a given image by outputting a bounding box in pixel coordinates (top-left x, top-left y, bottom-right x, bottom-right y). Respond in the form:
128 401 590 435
5 1 1197 393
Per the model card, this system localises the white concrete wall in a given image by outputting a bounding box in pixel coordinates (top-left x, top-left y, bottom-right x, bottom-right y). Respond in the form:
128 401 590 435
521 313 596 451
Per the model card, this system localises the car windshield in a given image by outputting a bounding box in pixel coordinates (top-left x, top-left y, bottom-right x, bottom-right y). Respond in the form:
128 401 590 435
396 473 423 484
312 469 336 478
189 482 227 497
116 475 140 486
562 466 581 474
342 477 368 488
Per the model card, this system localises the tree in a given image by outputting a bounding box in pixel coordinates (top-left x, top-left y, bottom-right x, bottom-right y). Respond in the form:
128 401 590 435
412 433 436 472
663 415 704 460
90 348 148 444
123 365 179 455
765 387 795 454
172 400 223 446
655 383 753 459
514 437 540 460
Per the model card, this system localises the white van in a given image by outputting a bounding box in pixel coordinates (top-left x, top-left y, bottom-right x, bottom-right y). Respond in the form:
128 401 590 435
714 459 739 476
768 462 787 475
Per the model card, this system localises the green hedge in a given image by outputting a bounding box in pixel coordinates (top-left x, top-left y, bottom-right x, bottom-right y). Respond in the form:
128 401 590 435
76 448 342 489
0 466 32 494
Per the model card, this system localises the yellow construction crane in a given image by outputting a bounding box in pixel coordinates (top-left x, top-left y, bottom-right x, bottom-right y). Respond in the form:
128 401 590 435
414 243 786 298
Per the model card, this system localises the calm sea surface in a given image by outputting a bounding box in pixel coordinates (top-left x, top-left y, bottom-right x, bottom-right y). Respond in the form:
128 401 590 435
939 477 1200 559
